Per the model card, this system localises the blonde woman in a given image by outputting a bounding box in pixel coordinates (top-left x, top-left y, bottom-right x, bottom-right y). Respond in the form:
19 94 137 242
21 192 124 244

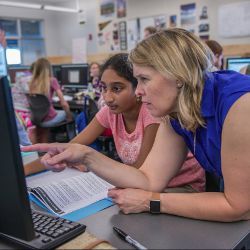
29 58 72 127
23 29 250 222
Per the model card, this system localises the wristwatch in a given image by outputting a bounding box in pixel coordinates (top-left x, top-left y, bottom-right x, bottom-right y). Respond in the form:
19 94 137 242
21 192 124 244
149 192 161 214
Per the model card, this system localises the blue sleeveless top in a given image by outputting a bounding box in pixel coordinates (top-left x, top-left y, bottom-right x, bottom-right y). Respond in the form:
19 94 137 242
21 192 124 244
170 71 250 177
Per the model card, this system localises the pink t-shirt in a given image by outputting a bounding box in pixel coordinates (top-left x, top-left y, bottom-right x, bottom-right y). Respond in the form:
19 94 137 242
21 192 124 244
96 103 159 165
96 104 205 192
43 77 60 122
168 152 205 192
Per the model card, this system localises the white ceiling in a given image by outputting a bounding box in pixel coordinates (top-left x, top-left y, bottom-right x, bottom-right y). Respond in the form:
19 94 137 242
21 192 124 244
2 0 70 4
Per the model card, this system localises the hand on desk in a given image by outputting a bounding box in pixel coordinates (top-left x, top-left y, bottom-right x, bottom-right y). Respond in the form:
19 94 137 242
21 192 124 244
108 188 151 214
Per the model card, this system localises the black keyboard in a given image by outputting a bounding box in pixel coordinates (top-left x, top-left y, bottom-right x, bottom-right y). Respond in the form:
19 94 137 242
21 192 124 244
2 210 86 249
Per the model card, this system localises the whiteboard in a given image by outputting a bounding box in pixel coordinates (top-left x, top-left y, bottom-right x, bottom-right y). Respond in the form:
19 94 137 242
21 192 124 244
218 1 250 37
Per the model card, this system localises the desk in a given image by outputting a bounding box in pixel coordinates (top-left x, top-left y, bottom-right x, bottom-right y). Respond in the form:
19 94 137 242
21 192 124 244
81 206 250 249
53 99 84 113
1 204 249 249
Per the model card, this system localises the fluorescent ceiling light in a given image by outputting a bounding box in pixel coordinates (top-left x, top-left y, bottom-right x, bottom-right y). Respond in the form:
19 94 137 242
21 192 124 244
43 5 79 13
0 1 41 9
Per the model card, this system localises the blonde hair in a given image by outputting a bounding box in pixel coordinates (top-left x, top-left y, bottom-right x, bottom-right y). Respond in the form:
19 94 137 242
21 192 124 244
29 58 52 96
129 28 213 132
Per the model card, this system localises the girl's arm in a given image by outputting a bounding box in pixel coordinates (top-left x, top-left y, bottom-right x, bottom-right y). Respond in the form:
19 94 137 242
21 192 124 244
71 117 106 145
22 120 188 191
133 123 159 168
56 89 72 121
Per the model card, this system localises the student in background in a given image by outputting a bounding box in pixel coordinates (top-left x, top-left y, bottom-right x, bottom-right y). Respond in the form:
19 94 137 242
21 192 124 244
23 29 250 222
205 39 224 70
29 58 72 127
143 26 157 39
89 62 102 100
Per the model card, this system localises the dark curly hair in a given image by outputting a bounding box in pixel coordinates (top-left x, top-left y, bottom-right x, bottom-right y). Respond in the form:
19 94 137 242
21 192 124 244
100 53 138 88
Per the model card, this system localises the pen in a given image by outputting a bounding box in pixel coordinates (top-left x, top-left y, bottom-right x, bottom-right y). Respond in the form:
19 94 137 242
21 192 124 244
113 226 147 250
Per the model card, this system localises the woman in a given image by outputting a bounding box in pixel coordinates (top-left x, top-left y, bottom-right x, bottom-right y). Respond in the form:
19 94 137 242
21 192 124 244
23 29 250 222
205 39 224 70
29 58 72 127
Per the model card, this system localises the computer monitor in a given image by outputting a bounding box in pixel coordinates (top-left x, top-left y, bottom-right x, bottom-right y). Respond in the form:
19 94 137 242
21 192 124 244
226 57 250 73
61 64 89 90
0 78 34 241
52 64 62 85
8 65 31 84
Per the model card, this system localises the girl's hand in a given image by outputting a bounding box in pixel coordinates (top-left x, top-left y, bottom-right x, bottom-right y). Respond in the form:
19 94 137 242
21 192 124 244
21 143 90 172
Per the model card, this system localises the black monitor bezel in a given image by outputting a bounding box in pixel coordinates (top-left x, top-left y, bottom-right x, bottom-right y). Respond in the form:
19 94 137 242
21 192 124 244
0 76 34 241
52 64 62 85
60 63 89 89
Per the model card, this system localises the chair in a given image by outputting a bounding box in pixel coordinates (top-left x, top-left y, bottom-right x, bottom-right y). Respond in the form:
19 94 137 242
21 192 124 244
76 96 117 157
26 93 76 143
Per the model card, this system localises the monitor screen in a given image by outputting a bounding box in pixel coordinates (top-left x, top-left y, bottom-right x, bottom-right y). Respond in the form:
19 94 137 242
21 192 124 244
52 64 62 85
226 57 250 73
8 65 31 84
0 75 35 241
61 64 89 89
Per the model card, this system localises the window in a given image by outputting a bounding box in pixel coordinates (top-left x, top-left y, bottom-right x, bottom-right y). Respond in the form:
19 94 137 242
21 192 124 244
6 39 21 65
0 19 18 37
0 18 45 65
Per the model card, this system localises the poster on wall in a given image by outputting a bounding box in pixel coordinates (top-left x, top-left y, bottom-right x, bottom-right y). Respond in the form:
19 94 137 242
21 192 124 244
98 20 112 31
169 15 177 28
180 3 196 33
154 15 166 30
100 0 115 18
98 20 121 51
72 38 87 64
198 5 209 39
119 21 127 50
199 6 208 20
126 19 140 51
117 0 126 18
199 35 209 41
111 22 120 51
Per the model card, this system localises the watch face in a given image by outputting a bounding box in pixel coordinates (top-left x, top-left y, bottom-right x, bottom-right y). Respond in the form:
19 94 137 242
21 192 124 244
150 200 160 214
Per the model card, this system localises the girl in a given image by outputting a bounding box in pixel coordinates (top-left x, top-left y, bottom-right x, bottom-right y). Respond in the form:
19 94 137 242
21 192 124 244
72 53 159 168
29 58 72 127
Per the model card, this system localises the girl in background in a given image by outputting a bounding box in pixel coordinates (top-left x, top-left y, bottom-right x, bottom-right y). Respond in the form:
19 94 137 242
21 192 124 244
89 62 102 101
29 58 72 127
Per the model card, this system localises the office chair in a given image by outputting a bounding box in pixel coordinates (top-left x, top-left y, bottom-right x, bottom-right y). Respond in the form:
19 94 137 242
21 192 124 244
26 93 76 143
76 95 117 158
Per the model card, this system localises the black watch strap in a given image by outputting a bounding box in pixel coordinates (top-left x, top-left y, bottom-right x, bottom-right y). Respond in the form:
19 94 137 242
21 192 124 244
150 192 161 214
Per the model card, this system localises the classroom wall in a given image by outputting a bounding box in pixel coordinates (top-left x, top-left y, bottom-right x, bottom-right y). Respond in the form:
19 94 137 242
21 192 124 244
1 0 249 61
125 0 250 45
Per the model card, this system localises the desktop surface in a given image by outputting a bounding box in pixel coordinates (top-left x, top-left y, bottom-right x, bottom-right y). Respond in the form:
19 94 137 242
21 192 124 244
81 206 250 249
0 204 249 249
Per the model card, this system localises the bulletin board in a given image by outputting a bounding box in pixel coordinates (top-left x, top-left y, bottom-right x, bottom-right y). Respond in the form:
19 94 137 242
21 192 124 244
139 14 167 40
218 1 250 38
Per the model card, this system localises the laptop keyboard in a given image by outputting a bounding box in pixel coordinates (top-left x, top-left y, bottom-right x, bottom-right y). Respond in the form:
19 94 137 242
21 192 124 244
3 210 86 249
